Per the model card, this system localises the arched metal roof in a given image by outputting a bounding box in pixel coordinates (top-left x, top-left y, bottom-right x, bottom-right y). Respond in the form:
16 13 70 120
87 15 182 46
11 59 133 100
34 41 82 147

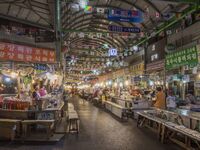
62 0 190 79
0 0 193 81
0 0 55 29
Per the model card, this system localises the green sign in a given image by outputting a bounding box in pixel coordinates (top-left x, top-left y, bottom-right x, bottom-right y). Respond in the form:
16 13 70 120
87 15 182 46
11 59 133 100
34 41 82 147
165 46 198 70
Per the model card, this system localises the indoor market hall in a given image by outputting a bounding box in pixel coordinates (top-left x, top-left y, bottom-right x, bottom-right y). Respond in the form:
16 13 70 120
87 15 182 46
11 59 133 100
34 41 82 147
0 0 200 150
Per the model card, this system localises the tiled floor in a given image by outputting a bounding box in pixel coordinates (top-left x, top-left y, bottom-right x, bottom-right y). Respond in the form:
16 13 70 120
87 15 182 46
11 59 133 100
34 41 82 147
0 96 180 150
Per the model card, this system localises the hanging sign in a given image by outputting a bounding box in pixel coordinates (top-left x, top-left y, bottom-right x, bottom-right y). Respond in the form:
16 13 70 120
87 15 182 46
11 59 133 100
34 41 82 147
108 25 140 33
131 63 144 75
108 48 117 56
84 6 93 13
162 12 173 21
146 60 164 72
0 42 55 63
96 7 105 14
165 46 198 70
107 8 143 23
133 76 141 82
34 64 48 71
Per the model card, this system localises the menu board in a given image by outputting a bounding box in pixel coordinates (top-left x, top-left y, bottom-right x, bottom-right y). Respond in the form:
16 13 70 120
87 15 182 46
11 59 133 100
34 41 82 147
0 42 55 63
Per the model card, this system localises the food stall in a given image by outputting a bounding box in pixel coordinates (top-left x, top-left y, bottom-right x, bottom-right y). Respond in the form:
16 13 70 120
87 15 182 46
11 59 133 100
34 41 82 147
165 45 200 109
0 42 65 141
93 66 152 120
0 69 64 141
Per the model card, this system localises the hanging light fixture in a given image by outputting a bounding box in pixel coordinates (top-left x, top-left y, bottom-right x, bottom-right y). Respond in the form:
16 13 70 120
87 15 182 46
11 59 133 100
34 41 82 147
78 0 88 9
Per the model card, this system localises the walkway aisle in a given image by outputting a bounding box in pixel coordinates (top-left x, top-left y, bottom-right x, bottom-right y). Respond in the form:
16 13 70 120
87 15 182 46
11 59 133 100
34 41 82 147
64 96 180 150
0 96 180 150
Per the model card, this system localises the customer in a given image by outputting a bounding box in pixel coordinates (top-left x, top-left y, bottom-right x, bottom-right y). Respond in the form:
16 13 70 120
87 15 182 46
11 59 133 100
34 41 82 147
154 87 166 109
186 92 196 104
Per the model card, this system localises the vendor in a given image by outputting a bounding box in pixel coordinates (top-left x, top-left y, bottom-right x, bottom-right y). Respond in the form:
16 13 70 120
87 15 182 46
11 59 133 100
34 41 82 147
154 87 166 109
39 86 47 97
32 85 40 106
166 90 176 110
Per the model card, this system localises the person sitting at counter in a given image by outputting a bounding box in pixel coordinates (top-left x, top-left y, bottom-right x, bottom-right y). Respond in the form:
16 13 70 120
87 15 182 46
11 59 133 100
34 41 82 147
39 86 47 97
32 85 41 108
154 87 166 109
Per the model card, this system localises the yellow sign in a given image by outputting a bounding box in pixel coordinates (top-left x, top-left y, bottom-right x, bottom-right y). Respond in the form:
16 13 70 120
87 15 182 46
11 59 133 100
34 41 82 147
131 63 144 75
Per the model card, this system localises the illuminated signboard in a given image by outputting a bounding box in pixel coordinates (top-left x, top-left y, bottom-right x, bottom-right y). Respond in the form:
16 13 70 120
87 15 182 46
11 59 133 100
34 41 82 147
108 25 140 33
0 42 55 63
108 8 143 23
108 48 117 56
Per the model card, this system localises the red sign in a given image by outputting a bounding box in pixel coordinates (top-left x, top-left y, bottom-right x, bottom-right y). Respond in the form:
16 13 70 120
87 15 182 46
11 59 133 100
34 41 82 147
0 42 55 63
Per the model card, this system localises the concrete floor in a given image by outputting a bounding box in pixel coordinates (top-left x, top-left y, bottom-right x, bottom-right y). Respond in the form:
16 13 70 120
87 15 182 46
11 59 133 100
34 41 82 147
0 96 181 150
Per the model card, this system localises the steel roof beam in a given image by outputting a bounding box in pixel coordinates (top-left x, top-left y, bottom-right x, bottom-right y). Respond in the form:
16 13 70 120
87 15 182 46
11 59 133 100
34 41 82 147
62 4 145 28
68 36 120 49
63 21 127 46
133 4 199 47
0 13 53 30
150 0 199 4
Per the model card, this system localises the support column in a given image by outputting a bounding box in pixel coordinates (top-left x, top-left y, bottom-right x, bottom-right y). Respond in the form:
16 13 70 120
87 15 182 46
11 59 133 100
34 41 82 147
181 66 186 100
144 41 148 76
55 0 61 63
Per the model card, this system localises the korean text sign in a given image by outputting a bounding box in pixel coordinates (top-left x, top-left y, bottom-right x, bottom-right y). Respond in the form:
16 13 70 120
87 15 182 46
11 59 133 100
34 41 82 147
165 46 198 70
107 8 143 23
0 42 55 63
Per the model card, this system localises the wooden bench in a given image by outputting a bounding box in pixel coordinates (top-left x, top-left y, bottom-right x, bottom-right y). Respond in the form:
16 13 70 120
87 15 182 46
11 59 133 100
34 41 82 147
21 120 55 139
137 112 165 140
0 119 21 141
137 111 200 149
162 122 200 150
68 111 79 133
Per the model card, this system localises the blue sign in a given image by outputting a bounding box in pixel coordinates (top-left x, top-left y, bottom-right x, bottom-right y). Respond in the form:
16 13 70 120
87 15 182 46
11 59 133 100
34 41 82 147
107 9 143 23
34 64 48 71
108 25 140 33
108 48 117 56
133 76 141 82
162 12 173 20
37 112 54 120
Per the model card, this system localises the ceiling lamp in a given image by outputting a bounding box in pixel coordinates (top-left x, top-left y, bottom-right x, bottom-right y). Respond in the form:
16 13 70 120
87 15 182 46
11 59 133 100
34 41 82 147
78 0 88 9
69 3 80 12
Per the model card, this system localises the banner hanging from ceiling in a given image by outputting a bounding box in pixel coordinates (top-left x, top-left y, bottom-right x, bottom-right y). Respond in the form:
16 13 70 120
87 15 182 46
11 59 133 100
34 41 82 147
69 31 136 39
0 42 55 63
107 8 143 23
108 25 140 33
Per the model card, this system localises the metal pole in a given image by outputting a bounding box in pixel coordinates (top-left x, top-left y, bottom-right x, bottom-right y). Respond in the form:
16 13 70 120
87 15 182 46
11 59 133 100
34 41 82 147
55 0 61 62
144 41 148 76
